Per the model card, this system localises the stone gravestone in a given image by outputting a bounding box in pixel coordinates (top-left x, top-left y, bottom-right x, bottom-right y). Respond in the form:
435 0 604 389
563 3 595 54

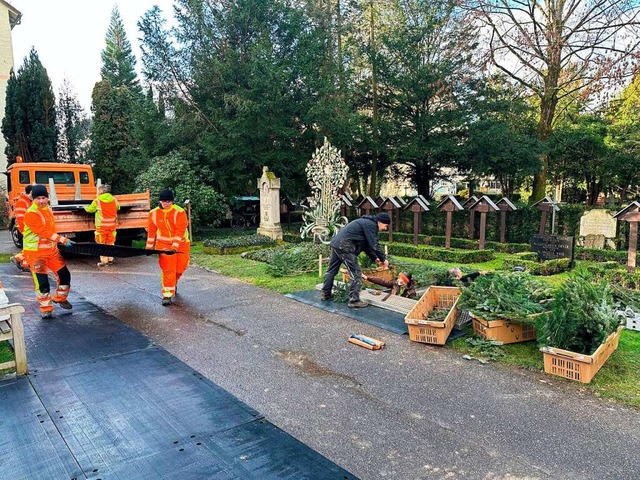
584 234 606 249
257 166 283 241
530 234 575 266
579 209 617 249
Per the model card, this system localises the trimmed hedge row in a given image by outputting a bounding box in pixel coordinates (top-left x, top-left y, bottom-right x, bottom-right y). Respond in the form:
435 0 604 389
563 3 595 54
574 248 627 264
384 242 495 264
202 234 276 255
381 232 530 253
502 258 572 276
203 244 273 255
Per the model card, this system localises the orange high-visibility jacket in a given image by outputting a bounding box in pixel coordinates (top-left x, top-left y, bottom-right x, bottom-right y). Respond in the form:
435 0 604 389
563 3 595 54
14 193 32 233
23 203 69 252
146 204 190 251
84 193 120 230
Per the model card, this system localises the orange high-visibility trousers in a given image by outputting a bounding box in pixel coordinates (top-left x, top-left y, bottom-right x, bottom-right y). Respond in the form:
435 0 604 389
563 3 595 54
95 228 117 264
24 248 71 314
158 241 190 298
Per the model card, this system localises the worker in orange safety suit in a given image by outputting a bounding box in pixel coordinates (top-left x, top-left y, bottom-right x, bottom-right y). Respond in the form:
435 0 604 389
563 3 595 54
145 189 190 305
23 184 75 319
11 184 33 272
84 184 120 267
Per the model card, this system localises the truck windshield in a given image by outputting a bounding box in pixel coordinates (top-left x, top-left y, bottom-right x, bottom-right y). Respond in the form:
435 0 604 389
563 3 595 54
35 171 76 184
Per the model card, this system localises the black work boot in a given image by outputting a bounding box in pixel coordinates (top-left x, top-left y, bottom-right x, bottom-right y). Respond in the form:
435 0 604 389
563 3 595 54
348 300 368 308
162 297 172 306
54 300 73 310
321 292 334 301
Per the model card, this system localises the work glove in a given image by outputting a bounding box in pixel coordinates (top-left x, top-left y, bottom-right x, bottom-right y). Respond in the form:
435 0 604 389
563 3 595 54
64 239 75 247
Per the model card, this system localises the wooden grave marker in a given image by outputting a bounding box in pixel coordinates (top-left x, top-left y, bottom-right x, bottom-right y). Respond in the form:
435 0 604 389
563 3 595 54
614 201 640 272
405 196 430 246
532 196 560 235
462 195 479 239
436 195 464 248
467 195 500 250
357 196 379 216
496 197 518 244
380 196 403 242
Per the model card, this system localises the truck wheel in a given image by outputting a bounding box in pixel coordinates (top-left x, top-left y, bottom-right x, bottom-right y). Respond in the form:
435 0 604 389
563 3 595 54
10 223 23 248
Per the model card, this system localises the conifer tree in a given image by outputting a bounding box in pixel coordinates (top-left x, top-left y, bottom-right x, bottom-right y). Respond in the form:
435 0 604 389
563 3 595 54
1 48 57 162
101 6 141 93
89 6 145 192
57 78 89 163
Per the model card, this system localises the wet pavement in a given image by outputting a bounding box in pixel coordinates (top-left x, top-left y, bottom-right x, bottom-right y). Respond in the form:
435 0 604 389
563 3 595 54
2 234 640 479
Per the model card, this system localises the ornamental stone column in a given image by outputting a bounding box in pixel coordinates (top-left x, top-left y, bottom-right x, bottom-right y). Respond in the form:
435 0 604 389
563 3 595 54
257 166 283 241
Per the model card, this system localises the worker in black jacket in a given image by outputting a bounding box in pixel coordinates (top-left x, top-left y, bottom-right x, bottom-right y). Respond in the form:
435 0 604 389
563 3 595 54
445 267 489 286
321 213 390 308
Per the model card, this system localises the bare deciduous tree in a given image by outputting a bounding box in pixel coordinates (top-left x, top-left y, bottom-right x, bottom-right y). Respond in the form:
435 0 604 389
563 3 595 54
471 0 640 201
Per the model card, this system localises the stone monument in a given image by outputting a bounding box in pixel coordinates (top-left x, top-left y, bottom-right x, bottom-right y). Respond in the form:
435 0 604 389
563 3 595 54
300 138 349 244
579 209 617 249
257 166 283 241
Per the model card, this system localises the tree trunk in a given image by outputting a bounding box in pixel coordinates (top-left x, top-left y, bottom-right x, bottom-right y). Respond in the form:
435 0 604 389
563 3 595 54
367 0 379 197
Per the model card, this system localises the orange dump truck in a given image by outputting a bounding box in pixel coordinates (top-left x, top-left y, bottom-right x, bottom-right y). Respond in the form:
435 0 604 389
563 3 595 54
5 162 150 247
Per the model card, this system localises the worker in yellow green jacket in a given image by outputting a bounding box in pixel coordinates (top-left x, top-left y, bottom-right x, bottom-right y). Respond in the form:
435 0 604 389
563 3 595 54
85 184 120 267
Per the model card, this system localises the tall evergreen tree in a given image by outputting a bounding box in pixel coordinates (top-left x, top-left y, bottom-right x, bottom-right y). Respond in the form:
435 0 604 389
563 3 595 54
101 6 141 93
89 6 144 192
57 78 89 163
1 48 57 163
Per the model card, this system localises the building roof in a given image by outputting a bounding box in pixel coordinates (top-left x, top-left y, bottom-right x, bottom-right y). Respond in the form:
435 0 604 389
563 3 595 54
1 1 22 29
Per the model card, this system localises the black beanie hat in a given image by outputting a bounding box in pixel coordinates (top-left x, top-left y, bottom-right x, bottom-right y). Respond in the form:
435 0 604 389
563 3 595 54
375 212 391 225
25 184 33 195
31 184 48 199
158 189 174 201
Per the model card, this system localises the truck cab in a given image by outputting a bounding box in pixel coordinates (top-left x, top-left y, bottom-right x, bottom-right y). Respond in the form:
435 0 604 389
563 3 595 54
5 162 150 247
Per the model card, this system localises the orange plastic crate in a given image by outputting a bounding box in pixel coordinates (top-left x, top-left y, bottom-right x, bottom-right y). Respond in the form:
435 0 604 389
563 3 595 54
404 287 461 345
341 265 396 287
540 327 623 384
471 315 537 344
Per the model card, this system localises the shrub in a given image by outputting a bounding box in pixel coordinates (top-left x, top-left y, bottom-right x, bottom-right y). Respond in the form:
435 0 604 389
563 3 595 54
502 258 572 275
244 243 330 276
135 152 227 228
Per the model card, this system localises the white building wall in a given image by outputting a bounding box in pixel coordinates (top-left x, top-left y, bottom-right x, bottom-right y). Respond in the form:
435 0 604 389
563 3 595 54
0 2 18 189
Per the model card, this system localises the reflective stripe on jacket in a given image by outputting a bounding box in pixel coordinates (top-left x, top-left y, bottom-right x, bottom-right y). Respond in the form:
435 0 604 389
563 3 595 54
14 193 32 233
85 193 120 229
23 203 68 251
146 204 190 250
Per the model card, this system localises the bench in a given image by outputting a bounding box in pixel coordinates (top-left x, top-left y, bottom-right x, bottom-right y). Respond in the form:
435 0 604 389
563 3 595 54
0 303 27 375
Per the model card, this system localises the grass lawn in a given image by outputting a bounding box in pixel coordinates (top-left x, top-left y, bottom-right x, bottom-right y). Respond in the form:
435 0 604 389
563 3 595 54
189 241 640 410
0 341 14 375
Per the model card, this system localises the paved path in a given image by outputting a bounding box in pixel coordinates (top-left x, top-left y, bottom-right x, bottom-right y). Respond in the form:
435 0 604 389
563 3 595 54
2 235 640 479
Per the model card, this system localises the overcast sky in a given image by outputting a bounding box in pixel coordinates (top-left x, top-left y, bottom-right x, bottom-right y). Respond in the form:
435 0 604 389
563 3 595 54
9 0 175 112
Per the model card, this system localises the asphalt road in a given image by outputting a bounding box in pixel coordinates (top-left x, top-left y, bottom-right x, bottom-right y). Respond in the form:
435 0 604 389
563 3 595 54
2 233 639 480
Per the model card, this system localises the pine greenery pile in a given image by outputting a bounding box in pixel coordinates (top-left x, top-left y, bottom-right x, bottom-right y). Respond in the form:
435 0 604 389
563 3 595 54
538 271 621 355
459 272 552 325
